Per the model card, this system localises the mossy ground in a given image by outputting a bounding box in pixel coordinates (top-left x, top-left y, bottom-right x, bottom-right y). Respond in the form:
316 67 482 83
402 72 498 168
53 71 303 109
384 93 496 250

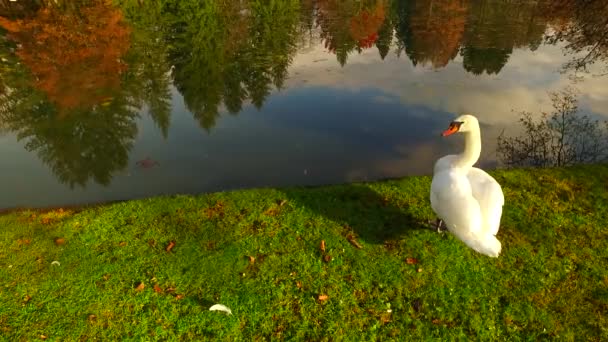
1 165 607 340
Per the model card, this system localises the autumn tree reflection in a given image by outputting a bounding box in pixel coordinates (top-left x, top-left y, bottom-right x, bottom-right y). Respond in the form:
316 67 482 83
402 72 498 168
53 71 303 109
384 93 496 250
316 0 388 65
0 1 138 188
0 0 131 113
0 61 138 188
397 0 467 69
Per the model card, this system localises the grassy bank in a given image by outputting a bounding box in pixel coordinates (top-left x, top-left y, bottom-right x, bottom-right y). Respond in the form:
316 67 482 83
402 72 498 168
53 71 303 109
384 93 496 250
1 165 607 340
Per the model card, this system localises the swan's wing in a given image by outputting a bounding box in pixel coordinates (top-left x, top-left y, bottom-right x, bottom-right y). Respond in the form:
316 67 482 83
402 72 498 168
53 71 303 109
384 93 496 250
467 168 504 236
431 169 483 236
431 168 502 256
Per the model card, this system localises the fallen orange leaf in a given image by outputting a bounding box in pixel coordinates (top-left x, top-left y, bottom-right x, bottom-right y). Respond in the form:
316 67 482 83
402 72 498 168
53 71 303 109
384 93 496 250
175 294 185 300
17 238 32 246
54 237 66 246
165 240 176 252
320 240 326 252
318 294 329 301
153 284 162 293
135 282 145 292
247 255 255 264
346 234 363 249
406 257 418 265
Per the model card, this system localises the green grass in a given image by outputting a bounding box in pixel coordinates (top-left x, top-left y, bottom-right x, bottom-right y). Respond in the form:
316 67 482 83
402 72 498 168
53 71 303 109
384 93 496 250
1 165 607 341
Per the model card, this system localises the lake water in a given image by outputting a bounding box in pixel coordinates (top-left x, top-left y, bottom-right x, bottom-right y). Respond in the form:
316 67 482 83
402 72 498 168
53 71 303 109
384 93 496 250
0 0 606 209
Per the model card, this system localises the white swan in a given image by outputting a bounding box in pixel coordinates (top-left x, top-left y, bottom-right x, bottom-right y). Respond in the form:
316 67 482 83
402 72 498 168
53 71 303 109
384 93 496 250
430 114 504 257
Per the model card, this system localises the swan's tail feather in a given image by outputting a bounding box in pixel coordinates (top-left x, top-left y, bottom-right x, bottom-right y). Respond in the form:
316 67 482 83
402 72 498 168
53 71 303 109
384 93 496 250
473 236 501 257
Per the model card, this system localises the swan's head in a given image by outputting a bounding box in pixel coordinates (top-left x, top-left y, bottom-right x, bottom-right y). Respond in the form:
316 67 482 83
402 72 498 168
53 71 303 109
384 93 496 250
441 114 479 136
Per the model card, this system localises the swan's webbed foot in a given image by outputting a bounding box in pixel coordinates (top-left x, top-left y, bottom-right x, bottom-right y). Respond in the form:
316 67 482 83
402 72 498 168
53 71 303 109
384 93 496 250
427 218 448 233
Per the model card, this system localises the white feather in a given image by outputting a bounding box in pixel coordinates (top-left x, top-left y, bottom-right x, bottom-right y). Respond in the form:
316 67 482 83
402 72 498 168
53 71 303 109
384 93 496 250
209 304 232 315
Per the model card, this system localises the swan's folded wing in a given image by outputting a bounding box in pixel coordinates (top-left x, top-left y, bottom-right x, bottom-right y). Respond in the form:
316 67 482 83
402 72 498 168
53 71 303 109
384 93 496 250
467 168 504 236
431 170 483 236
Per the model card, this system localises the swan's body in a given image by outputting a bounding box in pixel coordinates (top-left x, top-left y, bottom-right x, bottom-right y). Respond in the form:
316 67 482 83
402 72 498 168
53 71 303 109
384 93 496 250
430 114 504 257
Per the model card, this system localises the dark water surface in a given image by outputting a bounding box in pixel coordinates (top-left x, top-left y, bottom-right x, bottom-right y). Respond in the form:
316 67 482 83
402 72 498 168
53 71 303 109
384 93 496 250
0 0 607 208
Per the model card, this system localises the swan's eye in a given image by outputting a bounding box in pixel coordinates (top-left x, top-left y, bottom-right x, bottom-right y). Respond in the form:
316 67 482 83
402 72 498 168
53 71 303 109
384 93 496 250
451 121 463 130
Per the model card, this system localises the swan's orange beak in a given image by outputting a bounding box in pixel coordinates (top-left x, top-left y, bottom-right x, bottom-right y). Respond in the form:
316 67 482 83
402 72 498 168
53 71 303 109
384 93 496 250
442 121 462 136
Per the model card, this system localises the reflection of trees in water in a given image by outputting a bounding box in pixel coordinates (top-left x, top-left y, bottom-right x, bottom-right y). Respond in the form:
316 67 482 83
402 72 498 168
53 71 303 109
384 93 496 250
316 0 389 65
0 0 131 113
402 0 467 68
1 0 607 189
162 0 300 131
542 0 608 74
0 61 138 188
460 0 547 75
0 1 139 188
118 0 173 139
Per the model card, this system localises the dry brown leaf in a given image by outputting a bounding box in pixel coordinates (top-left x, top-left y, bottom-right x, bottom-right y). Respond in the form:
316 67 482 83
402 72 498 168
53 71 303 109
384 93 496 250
296 281 302 289
320 240 326 252
165 240 176 252
277 199 288 206
406 257 418 265
153 284 162 293
54 237 66 246
87 314 97 322
432 318 441 324
102 273 111 281
165 287 176 293
174 294 185 300
23 294 32 303
247 255 255 264
323 254 332 263
318 294 329 301
346 234 363 249
135 282 145 292
40 335 48 340
380 313 392 324
17 238 32 246
119 241 127 247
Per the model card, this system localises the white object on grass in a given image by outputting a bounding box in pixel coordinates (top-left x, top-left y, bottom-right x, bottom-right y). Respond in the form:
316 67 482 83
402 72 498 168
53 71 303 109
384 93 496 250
209 304 232 315
51 261 61 266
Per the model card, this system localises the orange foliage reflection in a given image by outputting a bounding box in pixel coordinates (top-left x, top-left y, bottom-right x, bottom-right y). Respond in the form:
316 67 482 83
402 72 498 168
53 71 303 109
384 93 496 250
0 1 131 112
349 1 386 49
408 0 467 68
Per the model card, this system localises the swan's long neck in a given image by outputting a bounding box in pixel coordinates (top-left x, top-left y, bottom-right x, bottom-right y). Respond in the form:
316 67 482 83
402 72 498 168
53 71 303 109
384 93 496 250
455 126 481 168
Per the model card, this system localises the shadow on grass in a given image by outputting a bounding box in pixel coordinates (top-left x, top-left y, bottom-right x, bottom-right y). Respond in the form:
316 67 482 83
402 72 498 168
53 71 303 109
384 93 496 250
281 183 430 244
